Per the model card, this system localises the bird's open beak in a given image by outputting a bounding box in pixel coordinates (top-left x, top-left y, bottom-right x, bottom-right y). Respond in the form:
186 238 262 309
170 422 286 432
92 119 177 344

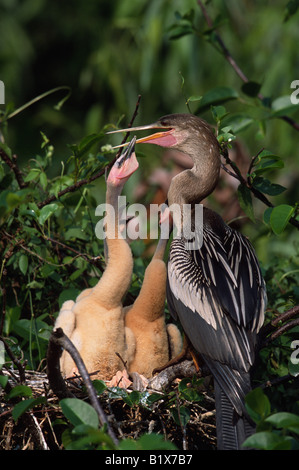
107 122 176 149
108 136 139 183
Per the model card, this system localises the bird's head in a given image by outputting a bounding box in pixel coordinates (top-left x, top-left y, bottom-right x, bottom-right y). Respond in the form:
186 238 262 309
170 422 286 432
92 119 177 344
107 136 139 188
107 113 220 163
108 114 221 208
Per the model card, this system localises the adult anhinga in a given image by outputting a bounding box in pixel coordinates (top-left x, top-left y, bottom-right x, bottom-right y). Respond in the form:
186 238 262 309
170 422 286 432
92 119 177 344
109 113 267 449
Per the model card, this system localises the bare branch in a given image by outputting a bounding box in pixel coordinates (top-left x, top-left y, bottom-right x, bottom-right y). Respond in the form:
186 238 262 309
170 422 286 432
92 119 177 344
0 149 28 189
47 327 119 447
259 305 299 346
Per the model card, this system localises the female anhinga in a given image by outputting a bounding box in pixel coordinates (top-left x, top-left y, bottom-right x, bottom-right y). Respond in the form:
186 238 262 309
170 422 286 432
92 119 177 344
109 114 267 450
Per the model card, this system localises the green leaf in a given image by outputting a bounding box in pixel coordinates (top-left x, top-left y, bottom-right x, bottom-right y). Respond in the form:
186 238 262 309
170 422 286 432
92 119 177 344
119 433 177 450
39 171 47 190
13 318 51 342
211 105 229 123
137 433 177 450
0 376 8 389
252 176 286 196
0 142 12 159
65 425 115 450
26 280 44 289
6 385 33 399
289 358 299 377
241 81 262 98
171 406 191 427
253 149 284 174
6 192 22 209
19 254 28 275
24 169 41 182
187 95 202 103
92 380 107 395
218 126 236 144
237 184 255 221
221 113 254 133
168 23 194 40
270 204 295 234
178 378 203 402
38 203 59 225
263 207 273 225
265 412 299 434
271 95 299 117
242 431 292 450
123 390 141 407
65 227 89 241
58 288 81 308
197 86 239 112
60 398 99 428
12 397 46 422
75 133 104 159
144 392 163 405
245 387 271 423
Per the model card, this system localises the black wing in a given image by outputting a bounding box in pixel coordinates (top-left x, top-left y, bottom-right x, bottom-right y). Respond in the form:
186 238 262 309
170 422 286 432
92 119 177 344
166 223 266 414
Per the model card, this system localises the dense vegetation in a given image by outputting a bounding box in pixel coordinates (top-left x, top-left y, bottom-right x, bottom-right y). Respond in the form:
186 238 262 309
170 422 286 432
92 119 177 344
0 0 299 450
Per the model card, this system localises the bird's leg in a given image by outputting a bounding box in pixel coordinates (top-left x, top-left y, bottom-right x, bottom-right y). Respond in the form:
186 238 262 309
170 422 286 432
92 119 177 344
153 334 202 374
152 334 200 374
189 346 201 372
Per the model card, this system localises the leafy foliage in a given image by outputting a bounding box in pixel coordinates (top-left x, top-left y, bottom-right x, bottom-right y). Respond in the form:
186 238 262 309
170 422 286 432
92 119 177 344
243 388 299 450
1 0 299 450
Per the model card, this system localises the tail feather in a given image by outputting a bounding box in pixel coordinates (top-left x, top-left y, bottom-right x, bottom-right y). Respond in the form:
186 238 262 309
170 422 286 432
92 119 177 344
214 381 255 450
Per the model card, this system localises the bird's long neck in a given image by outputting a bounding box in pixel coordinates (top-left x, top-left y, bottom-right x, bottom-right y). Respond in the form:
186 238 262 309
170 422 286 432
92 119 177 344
169 151 220 205
105 183 125 239
91 182 133 308
167 143 220 235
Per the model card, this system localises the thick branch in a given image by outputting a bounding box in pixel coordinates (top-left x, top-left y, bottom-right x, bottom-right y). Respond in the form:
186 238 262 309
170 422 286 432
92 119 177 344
267 318 299 343
260 373 298 390
0 149 28 189
47 327 119 446
259 305 299 346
